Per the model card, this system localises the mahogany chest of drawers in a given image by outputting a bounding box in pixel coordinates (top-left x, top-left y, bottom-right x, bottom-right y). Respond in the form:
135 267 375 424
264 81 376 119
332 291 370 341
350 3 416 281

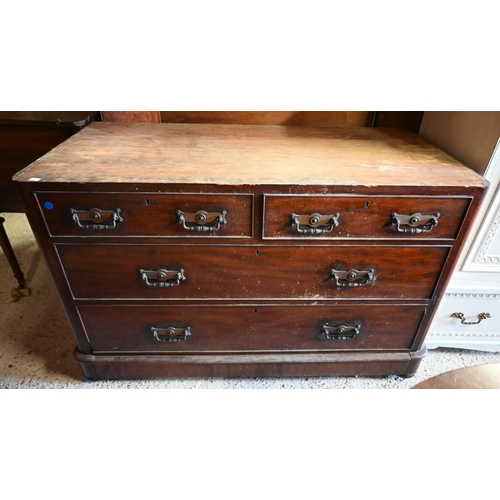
13 123 489 379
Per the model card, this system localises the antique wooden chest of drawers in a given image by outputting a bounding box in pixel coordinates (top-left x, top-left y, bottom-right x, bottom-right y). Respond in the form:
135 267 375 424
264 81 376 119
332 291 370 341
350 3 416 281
13 123 489 379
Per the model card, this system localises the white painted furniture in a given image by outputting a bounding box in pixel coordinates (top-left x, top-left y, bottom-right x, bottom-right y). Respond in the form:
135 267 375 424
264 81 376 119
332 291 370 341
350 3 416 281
426 116 500 352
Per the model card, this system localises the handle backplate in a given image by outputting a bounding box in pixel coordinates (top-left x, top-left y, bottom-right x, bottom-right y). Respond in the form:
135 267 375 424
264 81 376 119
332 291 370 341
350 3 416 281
290 212 340 235
331 268 375 287
177 209 227 232
391 212 440 234
70 207 123 230
151 326 191 342
140 268 186 287
321 323 361 340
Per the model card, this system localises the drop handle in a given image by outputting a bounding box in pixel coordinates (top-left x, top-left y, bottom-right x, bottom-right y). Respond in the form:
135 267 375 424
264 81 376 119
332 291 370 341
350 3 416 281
331 268 375 287
451 312 491 325
177 209 227 232
391 212 440 234
140 268 186 287
70 207 123 229
321 323 361 340
152 326 191 342
290 212 340 235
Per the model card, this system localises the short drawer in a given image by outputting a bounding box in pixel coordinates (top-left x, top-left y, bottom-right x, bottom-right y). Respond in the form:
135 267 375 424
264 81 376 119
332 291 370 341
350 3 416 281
263 195 470 240
78 303 426 353
57 244 449 300
36 191 254 238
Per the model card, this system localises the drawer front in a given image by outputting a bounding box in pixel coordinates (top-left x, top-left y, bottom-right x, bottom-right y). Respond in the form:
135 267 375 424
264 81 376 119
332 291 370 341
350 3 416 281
36 192 254 238
57 244 449 300
78 304 426 353
431 294 499 334
263 195 470 240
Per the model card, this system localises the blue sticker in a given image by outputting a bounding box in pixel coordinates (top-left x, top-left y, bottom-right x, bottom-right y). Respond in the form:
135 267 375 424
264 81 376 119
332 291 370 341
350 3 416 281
44 202 54 210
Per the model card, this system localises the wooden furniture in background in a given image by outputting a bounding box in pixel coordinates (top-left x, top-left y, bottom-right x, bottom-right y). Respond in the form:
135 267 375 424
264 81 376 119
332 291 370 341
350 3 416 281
102 111 370 126
371 111 424 132
101 111 161 123
0 112 98 297
101 111 424 130
0 216 30 299
413 363 500 388
0 112 99 212
13 123 487 379
158 111 373 127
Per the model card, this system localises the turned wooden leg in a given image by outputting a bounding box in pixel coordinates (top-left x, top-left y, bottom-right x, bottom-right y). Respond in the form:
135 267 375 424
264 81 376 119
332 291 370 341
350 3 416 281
0 216 30 298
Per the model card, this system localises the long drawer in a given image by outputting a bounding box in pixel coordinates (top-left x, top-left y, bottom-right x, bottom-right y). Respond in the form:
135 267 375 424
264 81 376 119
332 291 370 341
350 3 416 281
36 191 254 238
78 304 426 353
57 244 449 300
263 195 470 240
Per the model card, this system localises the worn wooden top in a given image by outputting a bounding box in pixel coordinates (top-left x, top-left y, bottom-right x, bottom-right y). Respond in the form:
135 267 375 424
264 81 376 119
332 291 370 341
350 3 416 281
13 123 488 187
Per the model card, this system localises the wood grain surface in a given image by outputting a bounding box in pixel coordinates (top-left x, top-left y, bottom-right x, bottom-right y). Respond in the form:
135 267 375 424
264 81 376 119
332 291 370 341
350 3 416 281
263 195 470 240
13 123 488 188
101 111 161 123
36 191 254 238
77 303 425 353
56 243 449 300
159 111 371 127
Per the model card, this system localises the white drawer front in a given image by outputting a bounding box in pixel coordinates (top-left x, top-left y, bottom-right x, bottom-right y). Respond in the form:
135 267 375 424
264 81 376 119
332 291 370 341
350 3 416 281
427 293 500 352
432 294 498 333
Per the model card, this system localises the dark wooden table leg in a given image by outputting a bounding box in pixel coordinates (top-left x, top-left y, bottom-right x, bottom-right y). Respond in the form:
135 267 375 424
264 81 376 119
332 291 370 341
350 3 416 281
0 216 31 299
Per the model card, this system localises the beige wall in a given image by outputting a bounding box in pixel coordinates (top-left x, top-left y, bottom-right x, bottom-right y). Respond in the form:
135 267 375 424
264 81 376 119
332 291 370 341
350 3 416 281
419 112 500 175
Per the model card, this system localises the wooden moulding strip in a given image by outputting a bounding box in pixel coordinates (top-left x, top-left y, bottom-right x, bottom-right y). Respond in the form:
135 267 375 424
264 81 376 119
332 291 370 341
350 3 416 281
73 348 426 379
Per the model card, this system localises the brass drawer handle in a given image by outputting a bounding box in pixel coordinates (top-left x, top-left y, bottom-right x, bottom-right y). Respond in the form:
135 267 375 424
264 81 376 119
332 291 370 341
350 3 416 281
391 212 440 234
331 268 375 287
70 207 123 230
177 209 227 232
321 323 361 340
140 268 186 287
152 326 191 342
451 312 491 325
290 212 340 235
